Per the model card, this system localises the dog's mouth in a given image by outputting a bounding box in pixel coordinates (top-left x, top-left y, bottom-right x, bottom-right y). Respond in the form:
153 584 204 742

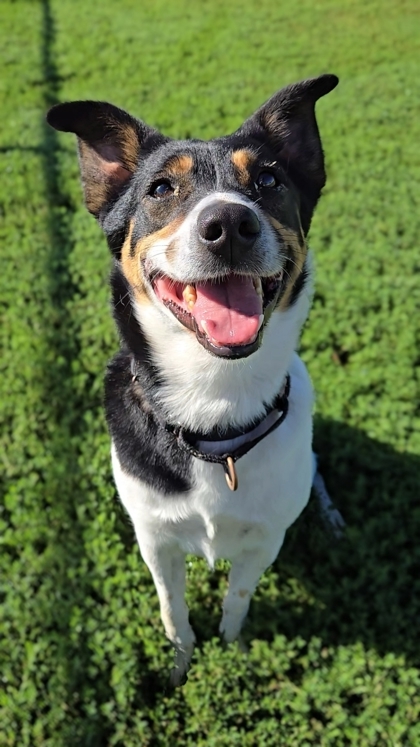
151 271 283 358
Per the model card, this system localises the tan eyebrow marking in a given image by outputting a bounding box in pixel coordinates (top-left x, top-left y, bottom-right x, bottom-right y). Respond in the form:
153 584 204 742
231 149 256 187
267 215 307 310
165 154 194 178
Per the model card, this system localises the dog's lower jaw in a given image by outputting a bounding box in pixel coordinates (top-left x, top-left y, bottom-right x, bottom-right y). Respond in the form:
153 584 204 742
132 271 313 434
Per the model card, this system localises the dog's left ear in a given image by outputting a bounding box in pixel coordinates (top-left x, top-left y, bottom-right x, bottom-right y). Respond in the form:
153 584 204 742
47 100 165 216
239 74 338 197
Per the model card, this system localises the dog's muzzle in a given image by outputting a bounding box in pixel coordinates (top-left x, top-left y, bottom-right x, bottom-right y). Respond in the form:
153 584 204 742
196 202 261 267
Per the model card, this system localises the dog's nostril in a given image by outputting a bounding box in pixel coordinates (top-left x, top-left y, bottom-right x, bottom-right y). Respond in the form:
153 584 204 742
204 221 224 242
239 213 260 240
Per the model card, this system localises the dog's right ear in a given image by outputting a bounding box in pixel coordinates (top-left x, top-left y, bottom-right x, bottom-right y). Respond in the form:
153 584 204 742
47 101 165 216
238 75 338 199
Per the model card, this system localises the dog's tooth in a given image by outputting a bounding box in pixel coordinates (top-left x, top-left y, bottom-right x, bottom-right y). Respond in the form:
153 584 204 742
253 277 263 297
201 320 209 336
183 284 197 309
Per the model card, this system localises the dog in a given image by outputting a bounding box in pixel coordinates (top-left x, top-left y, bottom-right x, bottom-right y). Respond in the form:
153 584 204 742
47 73 338 686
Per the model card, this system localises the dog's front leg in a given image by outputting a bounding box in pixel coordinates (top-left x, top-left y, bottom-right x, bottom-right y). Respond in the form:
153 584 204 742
140 543 195 686
220 535 285 643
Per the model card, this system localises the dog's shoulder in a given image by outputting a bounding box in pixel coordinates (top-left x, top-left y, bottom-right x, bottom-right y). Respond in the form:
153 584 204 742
105 350 193 494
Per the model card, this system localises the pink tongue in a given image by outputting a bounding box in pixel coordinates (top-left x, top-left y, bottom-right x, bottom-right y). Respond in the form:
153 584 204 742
192 276 263 347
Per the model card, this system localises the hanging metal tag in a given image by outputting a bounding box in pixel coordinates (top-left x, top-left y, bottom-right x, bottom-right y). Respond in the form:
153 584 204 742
224 456 238 491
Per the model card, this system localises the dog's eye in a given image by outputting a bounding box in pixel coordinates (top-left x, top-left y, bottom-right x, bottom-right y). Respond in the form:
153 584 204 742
151 181 174 198
256 172 278 189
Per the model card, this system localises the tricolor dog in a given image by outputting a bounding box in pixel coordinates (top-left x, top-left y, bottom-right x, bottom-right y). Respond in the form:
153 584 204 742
47 74 339 685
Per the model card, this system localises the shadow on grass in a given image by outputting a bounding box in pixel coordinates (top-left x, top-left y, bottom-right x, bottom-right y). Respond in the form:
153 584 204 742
36 1 419 738
229 417 420 668
37 2 176 740
37 0 118 742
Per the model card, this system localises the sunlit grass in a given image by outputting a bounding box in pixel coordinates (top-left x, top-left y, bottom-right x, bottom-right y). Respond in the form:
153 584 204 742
1 0 419 744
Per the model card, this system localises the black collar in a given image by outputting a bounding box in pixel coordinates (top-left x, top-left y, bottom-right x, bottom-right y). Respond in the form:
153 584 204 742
130 356 290 491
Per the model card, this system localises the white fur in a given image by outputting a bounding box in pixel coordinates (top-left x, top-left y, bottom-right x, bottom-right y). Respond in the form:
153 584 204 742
135 246 313 432
112 249 315 684
146 191 281 284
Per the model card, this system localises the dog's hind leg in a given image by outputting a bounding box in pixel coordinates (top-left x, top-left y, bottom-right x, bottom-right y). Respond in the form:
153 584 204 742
140 543 195 687
219 535 285 644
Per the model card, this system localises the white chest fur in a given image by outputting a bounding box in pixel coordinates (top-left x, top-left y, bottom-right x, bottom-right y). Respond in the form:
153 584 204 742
111 278 315 685
112 352 313 566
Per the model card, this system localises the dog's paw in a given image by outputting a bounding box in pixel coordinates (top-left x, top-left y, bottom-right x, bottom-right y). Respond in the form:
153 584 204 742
236 633 249 654
168 639 195 688
219 633 249 654
219 616 245 646
169 664 189 688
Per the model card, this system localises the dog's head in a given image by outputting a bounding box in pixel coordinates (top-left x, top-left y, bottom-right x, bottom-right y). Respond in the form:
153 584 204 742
47 75 338 360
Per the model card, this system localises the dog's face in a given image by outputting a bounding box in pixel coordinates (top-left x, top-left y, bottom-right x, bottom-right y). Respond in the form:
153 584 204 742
48 75 337 360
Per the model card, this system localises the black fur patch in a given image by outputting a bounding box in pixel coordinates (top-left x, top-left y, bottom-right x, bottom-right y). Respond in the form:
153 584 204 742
47 77 338 490
288 260 310 308
104 351 193 495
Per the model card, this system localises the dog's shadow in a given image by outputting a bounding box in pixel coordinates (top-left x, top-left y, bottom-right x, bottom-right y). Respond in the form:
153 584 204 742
191 417 420 666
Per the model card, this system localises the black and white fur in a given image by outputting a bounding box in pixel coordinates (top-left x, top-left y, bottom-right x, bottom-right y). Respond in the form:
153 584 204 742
47 74 339 685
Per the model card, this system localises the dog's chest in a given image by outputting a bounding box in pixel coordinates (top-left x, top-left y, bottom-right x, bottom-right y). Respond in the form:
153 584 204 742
161 448 309 566
112 359 314 567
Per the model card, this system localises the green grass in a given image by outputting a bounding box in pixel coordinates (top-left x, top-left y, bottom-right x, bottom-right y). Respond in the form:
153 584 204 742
1 0 420 744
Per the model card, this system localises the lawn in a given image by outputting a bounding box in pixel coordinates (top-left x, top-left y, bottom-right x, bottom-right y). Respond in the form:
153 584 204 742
1 0 420 744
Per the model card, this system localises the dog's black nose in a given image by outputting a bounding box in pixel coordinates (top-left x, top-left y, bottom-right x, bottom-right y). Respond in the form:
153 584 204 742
197 202 260 264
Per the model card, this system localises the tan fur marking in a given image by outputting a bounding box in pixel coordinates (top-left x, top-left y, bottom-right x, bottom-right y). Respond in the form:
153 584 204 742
120 221 146 303
116 123 140 172
268 216 307 310
79 141 110 215
134 215 185 256
120 217 185 303
165 154 194 178
79 126 138 215
231 149 256 187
